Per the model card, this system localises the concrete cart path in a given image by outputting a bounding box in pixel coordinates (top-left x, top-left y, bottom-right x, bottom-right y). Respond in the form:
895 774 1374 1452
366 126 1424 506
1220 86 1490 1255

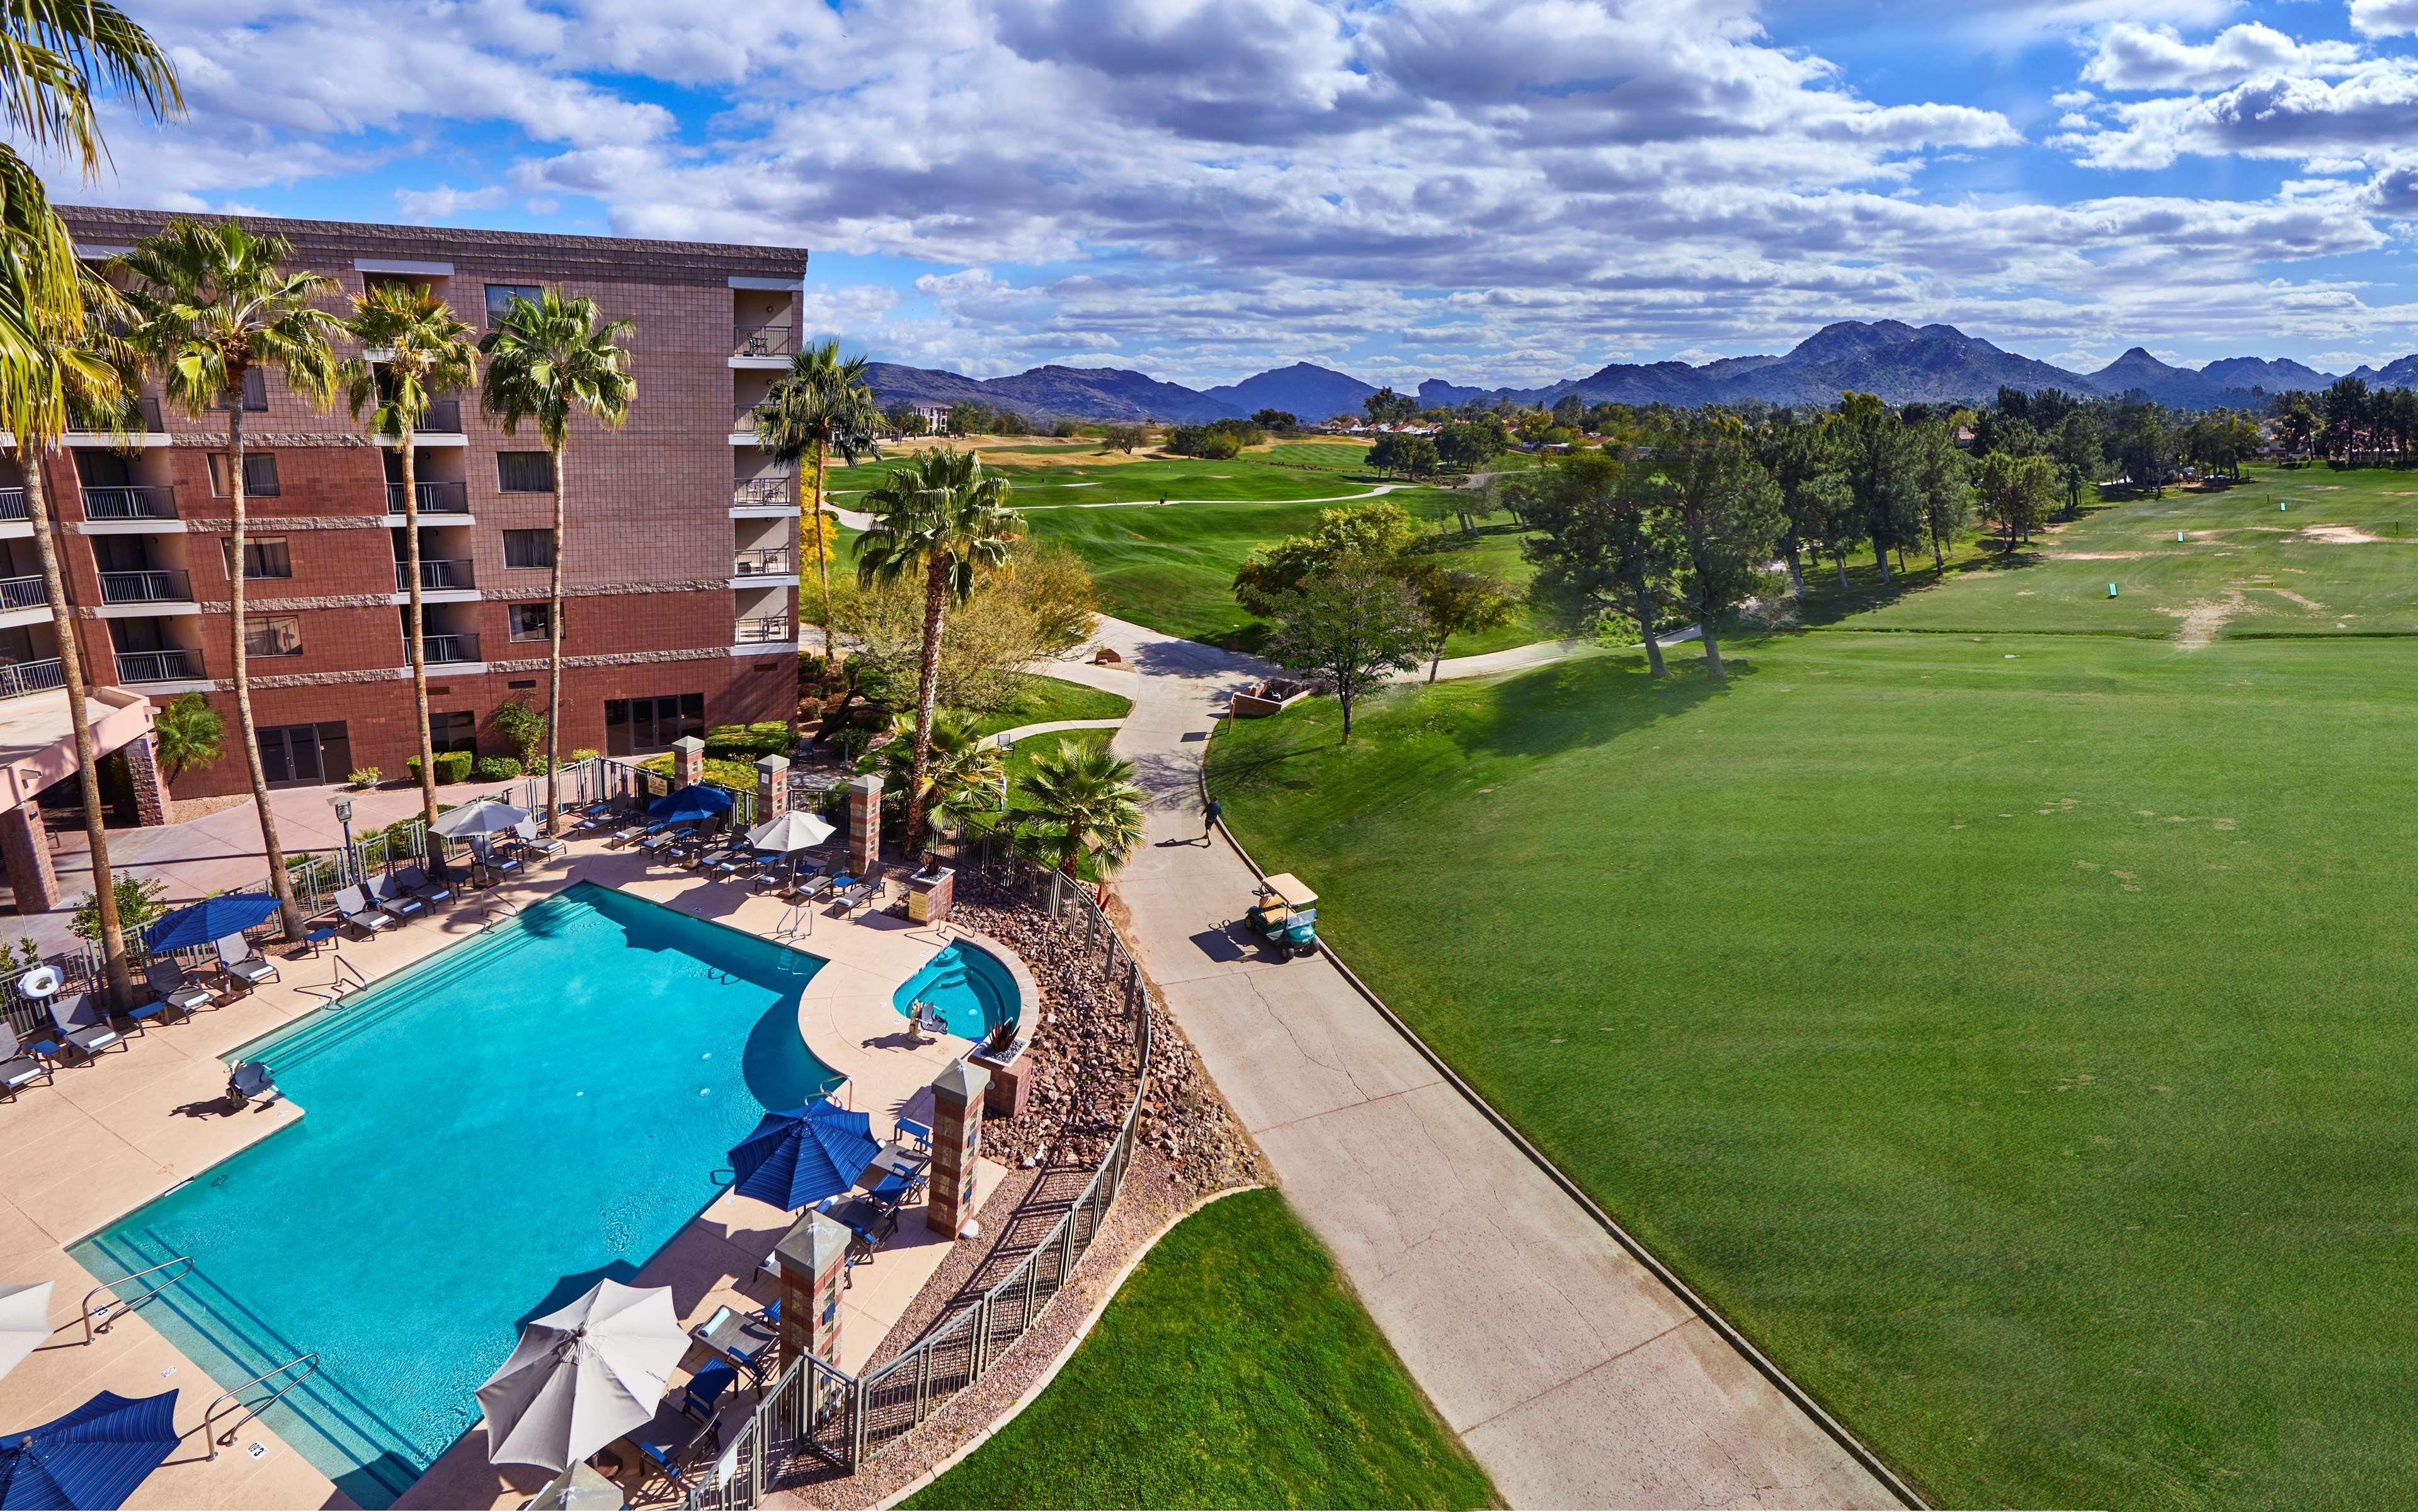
1083 612 1897 1510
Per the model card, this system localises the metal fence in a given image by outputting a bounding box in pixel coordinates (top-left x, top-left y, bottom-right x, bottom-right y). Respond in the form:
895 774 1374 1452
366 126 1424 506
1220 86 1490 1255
687 849 1154 1508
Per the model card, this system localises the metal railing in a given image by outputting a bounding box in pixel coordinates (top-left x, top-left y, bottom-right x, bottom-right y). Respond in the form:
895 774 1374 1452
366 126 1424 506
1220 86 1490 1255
98 568 191 605
689 851 1154 1506
83 1255 193 1343
114 647 200 683
386 480 469 514
68 396 163 433
205 1353 320 1459
735 615 793 644
0 487 26 520
0 657 64 699
0 574 42 610
733 547 794 576
396 558 473 591
421 398 463 433
732 477 795 508
735 324 796 358
422 632 480 664
733 402 765 433
81 485 176 521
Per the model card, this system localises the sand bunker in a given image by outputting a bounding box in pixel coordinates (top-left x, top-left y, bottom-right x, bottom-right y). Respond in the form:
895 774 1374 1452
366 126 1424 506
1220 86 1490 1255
2298 524 2384 544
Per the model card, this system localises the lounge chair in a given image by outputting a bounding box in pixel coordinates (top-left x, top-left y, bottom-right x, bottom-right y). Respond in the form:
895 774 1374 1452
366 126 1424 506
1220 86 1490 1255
894 1117 933 1152
47 992 123 1061
677 1360 736 1424
215 933 282 989
790 867 838 902
639 825 684 854
751 856 798 895
333 886 394 938
635 1419 720 1499
513 817 565 860
367 873 426 924
123 961 212 1032
394 863 453 907
227 1060 280 1110
830 872 881 915
0 1025 53 1100
866 1157 927 1214
470 838 520 880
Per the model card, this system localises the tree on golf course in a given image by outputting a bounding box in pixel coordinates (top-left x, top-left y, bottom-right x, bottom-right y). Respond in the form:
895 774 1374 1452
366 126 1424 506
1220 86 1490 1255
1263 558 1429 739
1976 449 2055 552
1232 501 1419 616
1753 416 1851 594
1909 421 1974 573
1834 391 1922 584
1402 564 1514 681
2051 410 2103 518
1655 418 1784 681
1515 449 1679 676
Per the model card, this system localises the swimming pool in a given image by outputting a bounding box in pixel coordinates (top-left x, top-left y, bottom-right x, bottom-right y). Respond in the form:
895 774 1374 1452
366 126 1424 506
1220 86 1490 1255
892 940 1020 1041
72 882 836 1507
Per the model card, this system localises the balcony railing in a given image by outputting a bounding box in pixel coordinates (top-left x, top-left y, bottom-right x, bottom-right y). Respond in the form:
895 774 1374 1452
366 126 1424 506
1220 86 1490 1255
0 489 27 521
0 575 43 611
732 402 764 433
67 397 163 433
734 615 793 644
421 398 463 433
733 547 794 576
731 477 794 507
734 324 795 359
99 569 191 605
421 632 480 664
115 647 200 684
81 486 177 521
395 558 474 591
385 480 469 514
0 658 63 699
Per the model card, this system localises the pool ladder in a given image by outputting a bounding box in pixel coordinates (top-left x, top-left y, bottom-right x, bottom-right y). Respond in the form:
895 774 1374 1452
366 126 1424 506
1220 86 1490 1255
83 1255 193 1344
206 1351 321 1459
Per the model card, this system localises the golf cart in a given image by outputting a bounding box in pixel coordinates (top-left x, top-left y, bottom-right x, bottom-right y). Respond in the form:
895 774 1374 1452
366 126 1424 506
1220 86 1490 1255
1245 873 1320 960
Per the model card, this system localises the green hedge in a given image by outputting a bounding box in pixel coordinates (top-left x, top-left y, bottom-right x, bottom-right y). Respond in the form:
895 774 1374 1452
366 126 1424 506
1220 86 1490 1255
473 756 523 780
406 750 475 784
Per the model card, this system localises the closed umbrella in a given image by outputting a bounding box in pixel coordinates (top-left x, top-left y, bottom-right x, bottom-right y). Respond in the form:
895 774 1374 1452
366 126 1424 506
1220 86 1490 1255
476 1280 687 1474
728 1098 879 1212
647 785 731 824
141 893 279 953
0 1282 50 1383
0 1389 179 1510
431 798 530 839
746 810 834 853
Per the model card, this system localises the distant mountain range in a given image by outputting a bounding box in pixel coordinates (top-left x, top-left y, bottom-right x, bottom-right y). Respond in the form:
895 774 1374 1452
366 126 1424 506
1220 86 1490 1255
862 321 2418 424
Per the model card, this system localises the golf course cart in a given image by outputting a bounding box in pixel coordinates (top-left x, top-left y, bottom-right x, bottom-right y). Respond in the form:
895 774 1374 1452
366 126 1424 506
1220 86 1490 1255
1245 873 1320 960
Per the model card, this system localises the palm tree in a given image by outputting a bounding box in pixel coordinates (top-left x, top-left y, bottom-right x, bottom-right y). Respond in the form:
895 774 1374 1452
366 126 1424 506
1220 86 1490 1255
756 341 879 664
479 289 634 833
339 283 477 843
864 708 1001 858
1020 739 1144 898
855 449 1020 843
117 221 339 942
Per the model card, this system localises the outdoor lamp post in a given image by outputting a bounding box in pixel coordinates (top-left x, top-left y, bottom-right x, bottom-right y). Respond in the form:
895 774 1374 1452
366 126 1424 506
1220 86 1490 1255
330 793 355 885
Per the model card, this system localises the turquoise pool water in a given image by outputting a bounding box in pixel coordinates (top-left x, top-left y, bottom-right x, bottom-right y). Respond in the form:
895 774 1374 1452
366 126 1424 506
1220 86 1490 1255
891 941 1019 1040
72 882 836 1507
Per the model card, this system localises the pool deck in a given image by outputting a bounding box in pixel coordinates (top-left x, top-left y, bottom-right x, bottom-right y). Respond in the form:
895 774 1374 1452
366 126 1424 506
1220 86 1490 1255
0 832 1016 1511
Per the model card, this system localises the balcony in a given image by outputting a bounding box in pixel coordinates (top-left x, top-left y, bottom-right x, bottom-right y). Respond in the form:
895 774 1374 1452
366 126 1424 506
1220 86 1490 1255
421 398 464 433
0 575 42 611
732 477 794 508
733 546 794 576
421 632 481 664
0 658 63 699
732 401 763 433
734 615 793 644
734 324 795 359
395 558 474 591
67 397 164 433
0 489 27 521
385 480 469 514
115 647 202 685
99 569 191 605
81 486 178 521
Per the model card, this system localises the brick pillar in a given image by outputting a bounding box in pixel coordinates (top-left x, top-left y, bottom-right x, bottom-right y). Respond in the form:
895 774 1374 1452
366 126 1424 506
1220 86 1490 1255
0 797 57 914
670 735 704 789
121 733 171 827
847 773 881 877
772 1210 850 1369
756 754 789 819
928 1057 989 1237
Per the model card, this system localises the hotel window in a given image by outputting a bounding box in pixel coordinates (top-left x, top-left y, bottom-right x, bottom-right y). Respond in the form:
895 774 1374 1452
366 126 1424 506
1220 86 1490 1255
219 535 292 579
497 452 554 492
207 452 280 496
243 614 302 658
604 693 705 756
509 603 550 642
207 368 268 411
431 710 476 754
503 528 554 569
484 283 543 324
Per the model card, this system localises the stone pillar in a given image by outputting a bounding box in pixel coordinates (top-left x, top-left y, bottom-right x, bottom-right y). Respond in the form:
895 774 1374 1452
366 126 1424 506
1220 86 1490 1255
670 735 705 789
121 733 171 827
928 1057 989 1237
756 754 789 819
772 1209 851 1370
0 797 57 914
846 773 881 877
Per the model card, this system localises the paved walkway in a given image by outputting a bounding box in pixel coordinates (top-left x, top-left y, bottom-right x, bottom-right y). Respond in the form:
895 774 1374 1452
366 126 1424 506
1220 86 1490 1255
1066 616 1896 1509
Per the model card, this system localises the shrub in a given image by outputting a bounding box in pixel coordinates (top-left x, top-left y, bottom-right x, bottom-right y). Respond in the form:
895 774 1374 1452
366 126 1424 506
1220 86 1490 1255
569 747 600 763
488 696 547 769
408 751 476 785
704 721 791 759
473 755 523 780
153 691 222 778
71 874 166 943
348 767 380 789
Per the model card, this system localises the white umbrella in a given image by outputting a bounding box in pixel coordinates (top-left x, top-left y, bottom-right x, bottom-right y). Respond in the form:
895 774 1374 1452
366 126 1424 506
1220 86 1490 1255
746 809 835 853
0 1280 51 1382
431 798 531 839
476 1280 688 1473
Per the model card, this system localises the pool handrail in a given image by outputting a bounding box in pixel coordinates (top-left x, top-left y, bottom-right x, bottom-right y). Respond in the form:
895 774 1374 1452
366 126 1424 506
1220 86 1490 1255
83 1254 194 1344
205 1350 321 1458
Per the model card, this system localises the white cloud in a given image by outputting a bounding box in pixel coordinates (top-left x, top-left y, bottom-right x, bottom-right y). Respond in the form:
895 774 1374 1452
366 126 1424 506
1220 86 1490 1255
2068 60 2418 169
2351 0 2418 39
394 184 506 221
2080 21 2362 92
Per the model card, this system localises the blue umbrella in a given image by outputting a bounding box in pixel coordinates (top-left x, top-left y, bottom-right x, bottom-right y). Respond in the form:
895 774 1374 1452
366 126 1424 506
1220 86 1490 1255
649 785 733 823
728 1099 879 1211
142 892 280 953
0 1389 179 1510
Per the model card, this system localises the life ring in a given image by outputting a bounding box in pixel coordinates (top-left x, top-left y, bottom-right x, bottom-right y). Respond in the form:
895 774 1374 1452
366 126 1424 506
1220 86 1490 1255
17 965 60 998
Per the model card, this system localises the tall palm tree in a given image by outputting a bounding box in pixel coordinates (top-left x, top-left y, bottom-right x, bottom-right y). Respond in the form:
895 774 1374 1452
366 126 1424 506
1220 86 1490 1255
1021 739 1144 898
117 220 341 941
339 283 477 844
479 289 634 833
855 449 1020 843
756 341 879 664
864 707 1001 858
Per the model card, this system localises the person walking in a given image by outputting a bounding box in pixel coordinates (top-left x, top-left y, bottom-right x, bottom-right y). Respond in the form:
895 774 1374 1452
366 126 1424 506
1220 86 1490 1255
1202 797 1223 843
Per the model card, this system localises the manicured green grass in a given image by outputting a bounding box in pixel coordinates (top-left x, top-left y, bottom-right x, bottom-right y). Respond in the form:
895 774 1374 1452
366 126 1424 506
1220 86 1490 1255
962 674 1132 741
1207 540 2418 1506
828 452 1388 509
903 1189 1497 1511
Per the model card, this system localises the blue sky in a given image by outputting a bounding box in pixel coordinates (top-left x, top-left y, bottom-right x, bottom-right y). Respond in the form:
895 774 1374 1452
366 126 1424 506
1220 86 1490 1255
51 0 2418 388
